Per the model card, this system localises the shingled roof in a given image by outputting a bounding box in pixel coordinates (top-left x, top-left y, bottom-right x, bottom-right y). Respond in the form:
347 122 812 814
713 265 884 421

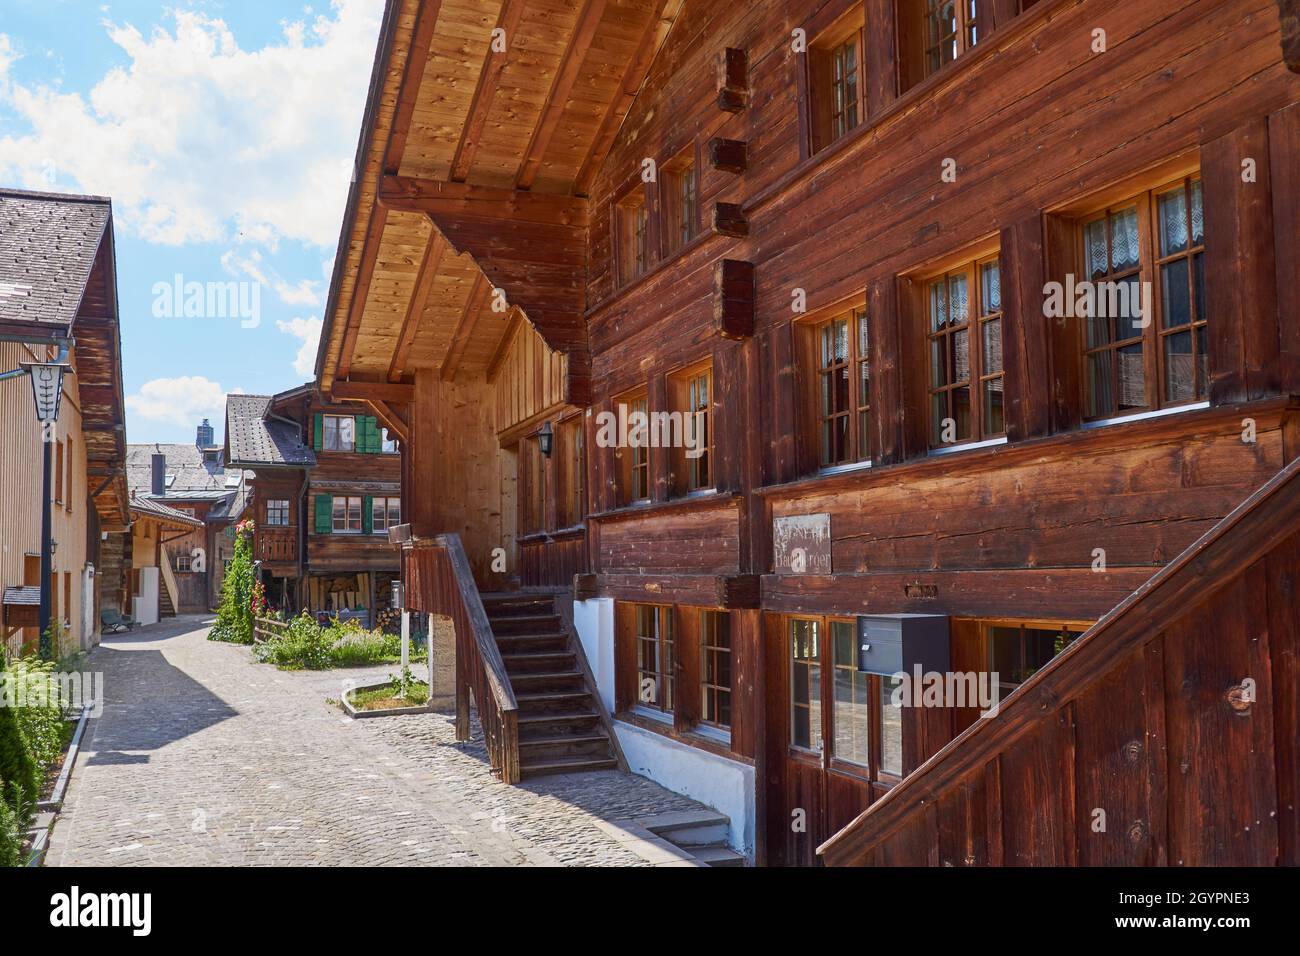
128 495 205 529
125 442 249 524
0 189 111 337
224 392 317 468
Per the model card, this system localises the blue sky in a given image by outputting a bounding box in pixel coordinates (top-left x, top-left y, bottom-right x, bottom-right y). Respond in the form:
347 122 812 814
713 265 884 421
0 0 384 444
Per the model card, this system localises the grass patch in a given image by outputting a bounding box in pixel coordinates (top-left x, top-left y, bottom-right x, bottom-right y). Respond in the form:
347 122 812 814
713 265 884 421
348 680 430 711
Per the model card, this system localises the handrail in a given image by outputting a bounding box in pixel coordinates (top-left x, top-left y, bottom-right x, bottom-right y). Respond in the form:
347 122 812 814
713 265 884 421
410 533 519 784
819 453 1300 866
158 553 181 614
253 616 288 645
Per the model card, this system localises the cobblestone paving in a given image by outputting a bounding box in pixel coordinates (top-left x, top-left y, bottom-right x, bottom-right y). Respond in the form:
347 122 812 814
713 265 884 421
46 617 708 867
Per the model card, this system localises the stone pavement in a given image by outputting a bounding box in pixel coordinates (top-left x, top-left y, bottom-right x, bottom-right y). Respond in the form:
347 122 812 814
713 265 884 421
46 616 710 867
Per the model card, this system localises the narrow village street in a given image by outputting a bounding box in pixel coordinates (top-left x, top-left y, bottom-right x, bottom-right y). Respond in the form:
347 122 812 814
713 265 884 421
46 617 711 867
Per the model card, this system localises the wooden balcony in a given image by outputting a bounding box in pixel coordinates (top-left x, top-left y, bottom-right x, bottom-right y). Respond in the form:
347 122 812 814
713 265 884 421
256 527 298 565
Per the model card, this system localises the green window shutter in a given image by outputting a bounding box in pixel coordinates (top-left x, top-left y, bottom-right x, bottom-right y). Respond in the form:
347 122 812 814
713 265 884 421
313 413 323 451
362 495 374 534
314 494 332 534
365 416 382 454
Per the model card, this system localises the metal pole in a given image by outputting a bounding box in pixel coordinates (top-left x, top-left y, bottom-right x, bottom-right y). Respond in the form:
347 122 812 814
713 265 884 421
39 435 53 659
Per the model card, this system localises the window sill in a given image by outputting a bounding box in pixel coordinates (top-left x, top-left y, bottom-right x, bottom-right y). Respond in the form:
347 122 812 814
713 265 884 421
588 491 740 524
927 436 1008 458
615 711 749 764
1081 401 1209 431
817 460 872 477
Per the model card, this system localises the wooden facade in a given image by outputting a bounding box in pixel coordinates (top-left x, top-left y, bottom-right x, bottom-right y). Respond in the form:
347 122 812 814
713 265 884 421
316 0 1300 864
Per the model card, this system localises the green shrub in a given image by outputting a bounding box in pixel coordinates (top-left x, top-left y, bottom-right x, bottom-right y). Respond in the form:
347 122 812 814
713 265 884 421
6 657 68 774
210 520 256 644
253 613 413 670
0 777 22 867
0 687 38 819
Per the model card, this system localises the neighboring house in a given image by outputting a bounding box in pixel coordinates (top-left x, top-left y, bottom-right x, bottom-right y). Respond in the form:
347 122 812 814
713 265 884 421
315 0 1300 866
0 187 130 657
224 386 401 624
125 422 248 613
126 495 205 625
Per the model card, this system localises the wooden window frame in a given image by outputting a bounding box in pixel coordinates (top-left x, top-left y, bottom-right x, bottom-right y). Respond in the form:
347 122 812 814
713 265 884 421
331 495 363 534
265 498 291 527
982 618 1088 701
805 306 872 469
614 388 651 506
54 438 64 505
633 604 676 716
322 414 355 452
923 251 1004 448
898 0 998 92
175 551 192 573
519 437 546 535
65 436 73 514
661 146 698 257
555 414 585 529
614 185 650 287
371 496 400 535
666 361 714 496
699 610 732 731
1075 174 1207 420
808 10 867 154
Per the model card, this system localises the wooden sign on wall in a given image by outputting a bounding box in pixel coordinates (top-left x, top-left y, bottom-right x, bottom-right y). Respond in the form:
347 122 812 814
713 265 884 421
773 514 832 575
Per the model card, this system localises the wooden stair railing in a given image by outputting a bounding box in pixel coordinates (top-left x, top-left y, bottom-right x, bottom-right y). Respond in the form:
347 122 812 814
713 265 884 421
819 454 1300 867
158 554 181 618
412 534 520 784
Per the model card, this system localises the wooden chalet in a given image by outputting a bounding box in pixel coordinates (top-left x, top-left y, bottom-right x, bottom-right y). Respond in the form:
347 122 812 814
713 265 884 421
0 188 130 656
316 0 1300 865
125 426 248 614
224 387 402 622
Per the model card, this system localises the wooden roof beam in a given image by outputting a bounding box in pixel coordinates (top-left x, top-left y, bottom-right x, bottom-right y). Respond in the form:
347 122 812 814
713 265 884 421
515 0 609 190
383 0 444 175
379 175 587 226
337 203 389 380
449 0 529 183
330 381 414 404
441 273 492 382
389 228 446 383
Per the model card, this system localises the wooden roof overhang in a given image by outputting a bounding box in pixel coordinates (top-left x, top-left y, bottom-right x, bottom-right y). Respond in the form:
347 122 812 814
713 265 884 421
75 227 131 531
315 0 682 417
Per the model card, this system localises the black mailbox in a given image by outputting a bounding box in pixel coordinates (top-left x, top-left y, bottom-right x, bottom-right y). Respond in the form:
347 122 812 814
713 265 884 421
856 614 950 676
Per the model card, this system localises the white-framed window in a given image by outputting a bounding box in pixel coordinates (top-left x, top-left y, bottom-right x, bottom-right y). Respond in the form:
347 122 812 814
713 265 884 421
265 499 290 527
331 495 363 533
372 496 400 534
323 415 355 452
381 429 399 454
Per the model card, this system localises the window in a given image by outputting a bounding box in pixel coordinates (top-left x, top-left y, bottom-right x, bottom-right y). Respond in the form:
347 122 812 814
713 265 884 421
323 415 355 452
331 496 363 533
616 390 650 505
831 620 871 766
372 496 400 534
265 499 290 527
814 308 871 467
700 611 732 730
54 439 64 505
926 254 1003 447
899 0 989 91
520 437 545 534
556 416 584 528
663 151 697 255
175 551 192 573
987 622 1086 700
790 618 822 751
879 675 904 776
381 429 399 454
635 605 675 714
809 12 865 153
616 189 649 285
669 364 713 494
1080 176 1206 419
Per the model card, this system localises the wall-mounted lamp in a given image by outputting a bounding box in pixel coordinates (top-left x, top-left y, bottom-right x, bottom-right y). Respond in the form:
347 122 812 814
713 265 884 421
538 420 554 458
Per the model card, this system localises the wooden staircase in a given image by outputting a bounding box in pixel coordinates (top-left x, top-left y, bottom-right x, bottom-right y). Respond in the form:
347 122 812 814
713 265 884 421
481 592 619 779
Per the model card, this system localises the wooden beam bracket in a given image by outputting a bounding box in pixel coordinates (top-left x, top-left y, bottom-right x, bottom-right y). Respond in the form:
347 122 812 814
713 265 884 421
712 202 749 238
715 47 749 112
708 138 748 174
713 259 756 340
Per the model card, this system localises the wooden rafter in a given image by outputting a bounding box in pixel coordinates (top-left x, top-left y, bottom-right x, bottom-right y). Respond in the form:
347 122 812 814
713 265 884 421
365 400 410 445
389 228 446 383
337 203 389 380
449 0 529 183
442 273 492 382
574 0 680 196
330 380 414 404
515 0 609 190
383 0 444 174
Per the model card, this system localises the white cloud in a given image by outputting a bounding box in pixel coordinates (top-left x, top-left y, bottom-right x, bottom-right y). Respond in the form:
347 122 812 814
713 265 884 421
0 1 382 248
222 248 321 307
276 316 323 379
125 376 242 428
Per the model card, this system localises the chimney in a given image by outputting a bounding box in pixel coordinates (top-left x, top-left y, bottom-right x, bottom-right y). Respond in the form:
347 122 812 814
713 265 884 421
196 418 215 449
151 451 166 497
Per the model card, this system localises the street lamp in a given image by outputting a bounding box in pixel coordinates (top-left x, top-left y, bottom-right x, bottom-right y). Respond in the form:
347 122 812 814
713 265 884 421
20 358 71 659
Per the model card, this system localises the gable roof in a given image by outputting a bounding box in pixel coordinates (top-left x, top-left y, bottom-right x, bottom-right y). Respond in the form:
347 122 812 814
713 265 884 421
128 495 205 530
224 391 317 468
0 189 111 340
125 442 249 524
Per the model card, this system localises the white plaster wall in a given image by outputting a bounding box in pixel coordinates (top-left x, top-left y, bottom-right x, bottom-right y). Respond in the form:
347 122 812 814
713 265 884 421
573 597 615 712
133 567 159 627
615 720 756 858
